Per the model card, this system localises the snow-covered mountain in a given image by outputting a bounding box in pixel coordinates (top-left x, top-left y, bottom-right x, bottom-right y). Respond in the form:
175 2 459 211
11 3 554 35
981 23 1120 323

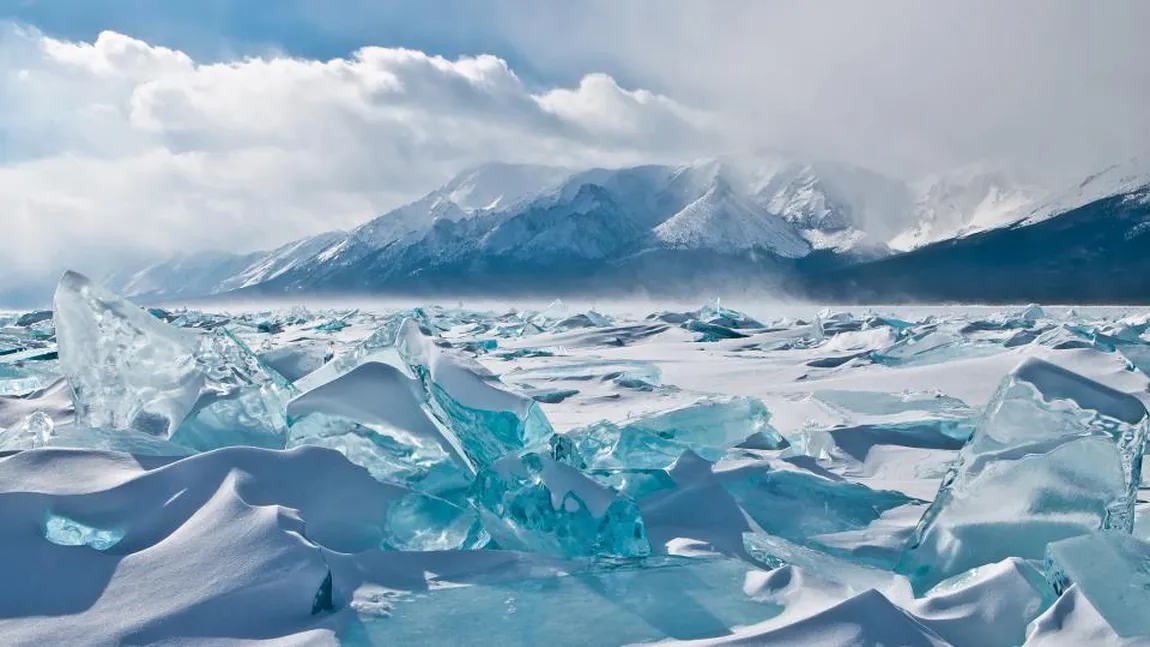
100 157 1150 302
889 166 1038 251
736 158 916 252
1020 157 1150 226
653 179 811 257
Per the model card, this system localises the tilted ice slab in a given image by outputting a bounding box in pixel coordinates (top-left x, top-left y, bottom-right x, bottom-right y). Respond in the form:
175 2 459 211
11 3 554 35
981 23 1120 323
398 319 553 470
718 455 917 563
286 361 473 499
898 357 1149 594
1044 531 1150 639
565 396 787 470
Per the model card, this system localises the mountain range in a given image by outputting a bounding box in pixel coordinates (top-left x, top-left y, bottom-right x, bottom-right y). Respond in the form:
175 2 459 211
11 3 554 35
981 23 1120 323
101 155 1150 304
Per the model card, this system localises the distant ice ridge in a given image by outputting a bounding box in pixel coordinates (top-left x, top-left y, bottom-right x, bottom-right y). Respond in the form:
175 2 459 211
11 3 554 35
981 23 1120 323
4 278 1150 642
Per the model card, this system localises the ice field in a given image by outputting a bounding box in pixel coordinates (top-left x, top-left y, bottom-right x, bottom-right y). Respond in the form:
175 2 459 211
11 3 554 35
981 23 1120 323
1 272 1150 645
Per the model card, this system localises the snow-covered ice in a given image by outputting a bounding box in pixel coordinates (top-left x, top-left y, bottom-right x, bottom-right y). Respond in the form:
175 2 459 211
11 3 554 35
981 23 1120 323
2 275 1150 645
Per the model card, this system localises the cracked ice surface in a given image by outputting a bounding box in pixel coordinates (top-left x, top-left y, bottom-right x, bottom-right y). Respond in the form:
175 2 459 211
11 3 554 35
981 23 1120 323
1 276 1149 644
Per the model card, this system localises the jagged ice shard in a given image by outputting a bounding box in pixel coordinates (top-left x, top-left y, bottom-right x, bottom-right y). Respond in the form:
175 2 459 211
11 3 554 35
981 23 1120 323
55 271 205 437
286 361 473 500
898 357 1149 595
473 450 650 558
0 411 55 450
53 271 293 450
566 396 788 470
397 319 552 470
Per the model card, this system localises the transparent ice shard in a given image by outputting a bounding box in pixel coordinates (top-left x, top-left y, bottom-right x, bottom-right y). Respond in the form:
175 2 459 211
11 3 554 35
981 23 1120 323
55 271 205 437
1035 324 1107 351
1044 531 1150 638
1019 304 1046 325
398 319 553 469
170 329 294 451
287 360 475 497
43 511 124 550
898 357 1149 595
313 318 350 333
288 412 472 501
54 272 294 450
567 397 786 470
584 468 677 501
382 491 489 551
0 411 55 450
473 451 650 558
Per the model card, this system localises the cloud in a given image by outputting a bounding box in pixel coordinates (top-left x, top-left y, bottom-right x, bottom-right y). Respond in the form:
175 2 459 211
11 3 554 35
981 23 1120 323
0 26 710 284
495 0 1150 182
3 1 1149 294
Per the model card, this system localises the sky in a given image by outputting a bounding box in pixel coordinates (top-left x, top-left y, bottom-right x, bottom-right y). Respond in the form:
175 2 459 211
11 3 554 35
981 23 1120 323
0 0 1148 289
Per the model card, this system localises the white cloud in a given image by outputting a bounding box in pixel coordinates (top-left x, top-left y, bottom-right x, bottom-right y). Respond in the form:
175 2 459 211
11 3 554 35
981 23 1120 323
0 26 710 284
496 0 1150 183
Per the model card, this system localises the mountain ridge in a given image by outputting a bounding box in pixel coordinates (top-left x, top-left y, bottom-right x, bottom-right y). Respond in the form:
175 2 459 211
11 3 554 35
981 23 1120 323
97 156 1150 304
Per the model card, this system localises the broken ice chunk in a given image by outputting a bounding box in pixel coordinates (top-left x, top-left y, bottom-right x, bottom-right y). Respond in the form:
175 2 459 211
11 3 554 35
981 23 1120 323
398 319 553 469
171 329 294 450
382 491 489 551
54 271 205 436
567 397 787 470
287 360 475 495
473 451 650 558
0 411 55 450
43 511 124 550
813 389 975 420
898 357 1149 595
552 311 611 331
288 412 472 500
1044 531 1150 638
698 301 763 329
54 272 294 449
683 320 748 342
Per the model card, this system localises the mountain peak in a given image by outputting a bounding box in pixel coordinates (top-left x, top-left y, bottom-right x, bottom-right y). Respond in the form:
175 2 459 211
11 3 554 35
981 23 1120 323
437 162 572 212
653 178 810 258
